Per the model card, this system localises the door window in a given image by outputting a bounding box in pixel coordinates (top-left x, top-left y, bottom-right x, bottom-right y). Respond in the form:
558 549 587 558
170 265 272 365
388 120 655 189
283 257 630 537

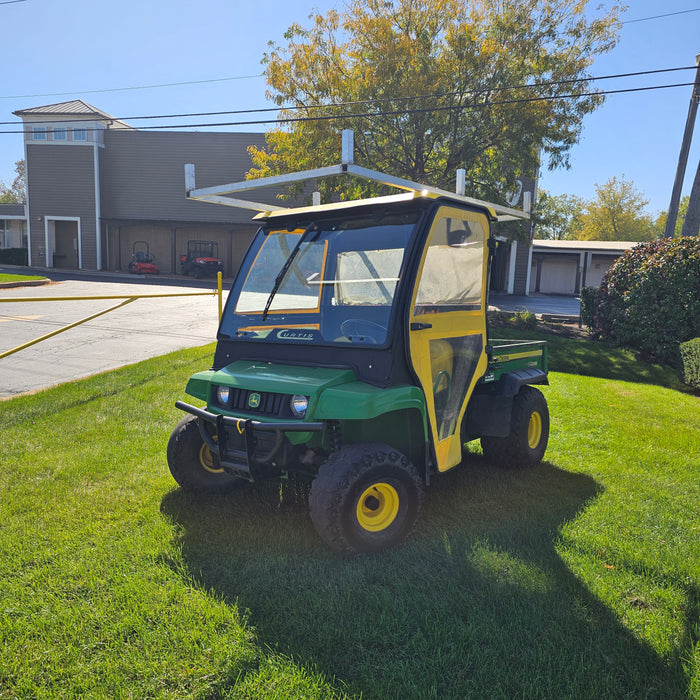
414 214 485 314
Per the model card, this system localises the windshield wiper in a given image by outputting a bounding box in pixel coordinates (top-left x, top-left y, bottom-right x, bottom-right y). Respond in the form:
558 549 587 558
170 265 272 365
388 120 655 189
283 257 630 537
261 222 319 321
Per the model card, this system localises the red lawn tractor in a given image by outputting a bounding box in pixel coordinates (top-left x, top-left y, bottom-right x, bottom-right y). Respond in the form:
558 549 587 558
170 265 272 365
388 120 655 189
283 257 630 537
128 241 160 275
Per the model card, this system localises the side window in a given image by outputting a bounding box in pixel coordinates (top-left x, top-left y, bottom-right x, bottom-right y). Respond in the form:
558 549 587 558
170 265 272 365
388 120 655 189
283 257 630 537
414 209 485 314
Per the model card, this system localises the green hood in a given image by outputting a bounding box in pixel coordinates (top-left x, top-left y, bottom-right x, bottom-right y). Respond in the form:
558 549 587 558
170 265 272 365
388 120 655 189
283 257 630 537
185 360 356 402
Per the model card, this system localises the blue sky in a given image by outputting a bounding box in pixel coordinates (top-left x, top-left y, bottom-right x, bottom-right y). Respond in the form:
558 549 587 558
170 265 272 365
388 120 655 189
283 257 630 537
1 0 699 215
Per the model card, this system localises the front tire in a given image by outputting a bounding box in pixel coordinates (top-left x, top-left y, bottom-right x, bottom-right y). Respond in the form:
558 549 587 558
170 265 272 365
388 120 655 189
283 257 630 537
167 414 243 493
309 443 424 554
481 385 549 468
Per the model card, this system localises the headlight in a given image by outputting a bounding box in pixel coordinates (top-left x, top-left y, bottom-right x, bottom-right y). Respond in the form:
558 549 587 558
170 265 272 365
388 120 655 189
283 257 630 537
216 385 231 406
290 394 309 418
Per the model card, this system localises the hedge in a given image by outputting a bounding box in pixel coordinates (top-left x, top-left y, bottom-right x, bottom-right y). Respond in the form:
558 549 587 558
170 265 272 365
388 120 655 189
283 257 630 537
680 337 700 391
579 286 598 330
591 237 700 368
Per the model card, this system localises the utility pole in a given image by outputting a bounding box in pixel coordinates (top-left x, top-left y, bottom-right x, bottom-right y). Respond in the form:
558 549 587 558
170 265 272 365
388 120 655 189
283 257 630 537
680 158 700 236
664 53 700 238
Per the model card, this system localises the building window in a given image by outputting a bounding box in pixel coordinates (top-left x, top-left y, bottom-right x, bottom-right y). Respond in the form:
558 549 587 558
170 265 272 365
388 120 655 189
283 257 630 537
73 128 87 141
52 128 67 141
32 127 47 140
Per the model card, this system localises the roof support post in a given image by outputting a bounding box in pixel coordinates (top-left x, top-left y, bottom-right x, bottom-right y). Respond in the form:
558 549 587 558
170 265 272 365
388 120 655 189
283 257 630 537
185 163 196 194
341 130 354 165
456 169 466 196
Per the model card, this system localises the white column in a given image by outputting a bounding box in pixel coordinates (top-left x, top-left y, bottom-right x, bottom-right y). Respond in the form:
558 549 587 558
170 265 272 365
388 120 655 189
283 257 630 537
94 143 101 270
506 240 517 294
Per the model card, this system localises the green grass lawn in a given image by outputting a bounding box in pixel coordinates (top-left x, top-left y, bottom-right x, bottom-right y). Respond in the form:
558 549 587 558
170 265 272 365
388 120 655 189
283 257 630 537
0 273 47 284
0 332 698 699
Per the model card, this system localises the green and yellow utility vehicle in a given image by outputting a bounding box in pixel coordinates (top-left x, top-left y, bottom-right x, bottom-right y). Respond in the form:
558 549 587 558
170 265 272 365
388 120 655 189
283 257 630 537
168 133 549 553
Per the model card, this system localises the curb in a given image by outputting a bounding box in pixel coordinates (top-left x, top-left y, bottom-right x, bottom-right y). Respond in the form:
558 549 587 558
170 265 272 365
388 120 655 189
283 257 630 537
0 278 51 289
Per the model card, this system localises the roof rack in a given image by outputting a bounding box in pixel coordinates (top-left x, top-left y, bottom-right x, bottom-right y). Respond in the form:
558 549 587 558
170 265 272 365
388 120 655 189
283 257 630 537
185 130 530 223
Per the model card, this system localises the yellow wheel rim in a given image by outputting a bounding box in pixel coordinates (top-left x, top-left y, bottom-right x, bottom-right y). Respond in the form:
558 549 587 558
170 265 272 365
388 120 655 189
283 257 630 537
527 411 543 449
356 483 400 532
199 441 223 474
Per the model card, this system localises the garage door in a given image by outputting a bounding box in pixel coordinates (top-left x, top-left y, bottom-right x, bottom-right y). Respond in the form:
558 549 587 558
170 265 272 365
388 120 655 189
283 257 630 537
539 259 577 294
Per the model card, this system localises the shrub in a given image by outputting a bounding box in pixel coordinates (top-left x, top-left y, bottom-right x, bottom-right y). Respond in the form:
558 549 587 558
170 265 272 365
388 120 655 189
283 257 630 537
509 309 538 330
0 247 28 266
592 237 700 367
487 309 538 330
680 337 700 391
579 286 598 331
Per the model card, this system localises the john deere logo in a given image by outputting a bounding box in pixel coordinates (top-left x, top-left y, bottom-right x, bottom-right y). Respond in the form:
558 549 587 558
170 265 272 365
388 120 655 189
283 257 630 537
248 392 261 409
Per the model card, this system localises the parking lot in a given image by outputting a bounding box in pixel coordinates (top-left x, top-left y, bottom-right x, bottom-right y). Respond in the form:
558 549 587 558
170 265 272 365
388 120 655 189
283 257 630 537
0 273 222 398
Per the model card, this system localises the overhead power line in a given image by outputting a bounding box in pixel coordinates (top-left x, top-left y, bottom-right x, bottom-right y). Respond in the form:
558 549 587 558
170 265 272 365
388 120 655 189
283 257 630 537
622 8 700 24
0 80 693 135
0 65 696 128
0 74 264 101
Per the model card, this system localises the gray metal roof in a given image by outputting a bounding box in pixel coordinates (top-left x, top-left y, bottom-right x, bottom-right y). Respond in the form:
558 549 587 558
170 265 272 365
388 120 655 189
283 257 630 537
13 100 134 129
14 100 114 117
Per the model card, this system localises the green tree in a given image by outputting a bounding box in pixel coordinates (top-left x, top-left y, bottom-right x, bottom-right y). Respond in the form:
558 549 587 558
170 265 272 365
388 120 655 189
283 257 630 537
578 176 656 241
249 0 623 207
0 160 26 204
534 190 585 239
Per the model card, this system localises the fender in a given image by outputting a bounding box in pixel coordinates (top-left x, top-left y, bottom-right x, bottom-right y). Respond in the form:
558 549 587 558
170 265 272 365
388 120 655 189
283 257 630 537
500 368 549 396
465 369 548 439
314 382 427 428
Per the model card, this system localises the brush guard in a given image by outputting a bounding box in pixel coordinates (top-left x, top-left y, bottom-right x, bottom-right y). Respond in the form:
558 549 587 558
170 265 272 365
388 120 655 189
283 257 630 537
175 401 324 481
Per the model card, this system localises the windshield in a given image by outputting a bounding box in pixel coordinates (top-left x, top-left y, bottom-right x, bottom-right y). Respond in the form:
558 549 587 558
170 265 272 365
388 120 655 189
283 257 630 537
221 211 420 346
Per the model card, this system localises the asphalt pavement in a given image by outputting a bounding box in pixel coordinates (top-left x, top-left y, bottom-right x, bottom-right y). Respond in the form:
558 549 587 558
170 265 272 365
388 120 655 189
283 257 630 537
488 292 581 318
0 267 223 398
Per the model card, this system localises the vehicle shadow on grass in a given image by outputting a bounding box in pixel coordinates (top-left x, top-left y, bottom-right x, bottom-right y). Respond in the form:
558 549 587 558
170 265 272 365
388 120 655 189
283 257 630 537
160 460 690 699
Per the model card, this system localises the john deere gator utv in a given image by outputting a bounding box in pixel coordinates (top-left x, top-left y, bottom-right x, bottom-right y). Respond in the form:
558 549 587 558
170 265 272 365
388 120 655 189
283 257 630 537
167 132 549 553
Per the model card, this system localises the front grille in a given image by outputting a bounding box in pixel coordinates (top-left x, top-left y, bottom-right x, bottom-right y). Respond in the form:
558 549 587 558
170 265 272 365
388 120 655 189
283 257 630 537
232 388 285 416
214 386 294 418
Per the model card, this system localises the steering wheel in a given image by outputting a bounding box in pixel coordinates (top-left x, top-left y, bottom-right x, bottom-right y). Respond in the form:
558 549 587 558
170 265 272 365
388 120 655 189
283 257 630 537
340 319 387 344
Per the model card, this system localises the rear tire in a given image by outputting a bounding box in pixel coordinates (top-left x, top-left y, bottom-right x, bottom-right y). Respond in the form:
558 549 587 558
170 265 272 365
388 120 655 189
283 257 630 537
167 414 243 493
309 443 424 554
481 386 549 468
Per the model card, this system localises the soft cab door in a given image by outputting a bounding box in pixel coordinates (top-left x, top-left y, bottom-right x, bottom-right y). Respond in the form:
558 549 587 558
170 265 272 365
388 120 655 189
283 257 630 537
408 205 491 471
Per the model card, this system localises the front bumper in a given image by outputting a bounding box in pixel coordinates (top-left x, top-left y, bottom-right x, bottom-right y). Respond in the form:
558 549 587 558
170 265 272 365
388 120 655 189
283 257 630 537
175 401 324 481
